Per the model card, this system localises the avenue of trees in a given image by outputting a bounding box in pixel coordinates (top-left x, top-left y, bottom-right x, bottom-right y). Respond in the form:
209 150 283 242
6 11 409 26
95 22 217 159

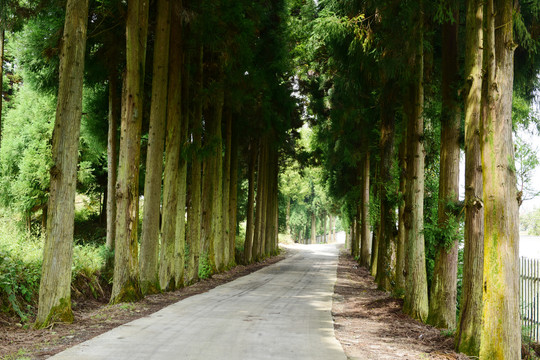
0 0 539 359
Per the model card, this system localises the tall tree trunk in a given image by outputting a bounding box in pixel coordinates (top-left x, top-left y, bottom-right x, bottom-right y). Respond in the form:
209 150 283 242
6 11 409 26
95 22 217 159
428 0 460 329
228 118 239 265
186 46 203 283
360 150 371 267
252 139 265 259
174 33 190 288
212 87 224 271
479 0 520 357
106 73 120 252
110 0 149 304
35 0 89 327
159 1 183 291
455 0 483 354
322 212 327 243
140 0 171 295
376 81 397 291
258 140 269 256
222 109 232 267
310 211 316 245
403 3 429 322
286 197 291 235
395 128 407 295
244 140 257 263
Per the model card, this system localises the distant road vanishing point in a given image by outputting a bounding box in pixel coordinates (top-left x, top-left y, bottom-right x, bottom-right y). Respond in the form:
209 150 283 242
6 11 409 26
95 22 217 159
50 243 347 360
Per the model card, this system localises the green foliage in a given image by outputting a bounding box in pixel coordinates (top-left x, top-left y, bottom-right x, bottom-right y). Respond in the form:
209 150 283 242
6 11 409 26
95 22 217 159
0 212 106 321
0 85 54 219
198 252 213 280
522 208 540 235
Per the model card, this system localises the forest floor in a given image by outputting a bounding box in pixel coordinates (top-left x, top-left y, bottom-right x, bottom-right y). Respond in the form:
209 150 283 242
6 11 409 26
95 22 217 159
332 250 469 360
0 244 473 360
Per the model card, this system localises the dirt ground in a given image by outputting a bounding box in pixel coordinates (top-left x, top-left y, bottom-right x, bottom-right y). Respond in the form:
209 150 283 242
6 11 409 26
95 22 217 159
1 246 473 360
332 251 469 360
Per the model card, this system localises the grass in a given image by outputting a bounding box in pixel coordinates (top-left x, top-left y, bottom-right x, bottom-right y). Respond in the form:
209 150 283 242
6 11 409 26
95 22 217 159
0 210 107 322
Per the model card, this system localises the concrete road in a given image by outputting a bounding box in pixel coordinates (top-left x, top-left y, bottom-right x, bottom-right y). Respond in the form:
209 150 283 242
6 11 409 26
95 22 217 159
50 243 347 360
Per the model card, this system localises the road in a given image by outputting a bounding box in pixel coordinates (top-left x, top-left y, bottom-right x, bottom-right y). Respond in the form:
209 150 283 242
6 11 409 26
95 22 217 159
50 243 347 360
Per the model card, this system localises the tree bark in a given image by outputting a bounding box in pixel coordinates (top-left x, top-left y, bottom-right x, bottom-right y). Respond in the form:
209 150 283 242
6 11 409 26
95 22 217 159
228 117 239 265
428 0 460 329
186 46 203 284
159 1 183 291
106 74 120 252
222 109 232 267
376 81 397 291
395 127 407 295
479 0 520 358
35 0 89 328
244 140 257 263
403 2 429 322
455 0 483 354
110 0 149 304
310 211 316 245
140 0 171 295
360 150 371 267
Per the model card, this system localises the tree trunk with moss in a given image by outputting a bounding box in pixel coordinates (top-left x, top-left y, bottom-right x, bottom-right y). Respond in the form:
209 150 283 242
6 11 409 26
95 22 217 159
479 1 520 358
186 46 203 284
360 150 371 267
244 140 257 263
106 74 120 253
222 109 232 267
228 116 239 266
110 0 149 304
403 3 429 322
140 0 171 295
428 0 460 329
455 0 483 355
376 81 397 291
395 127 407 295
159 2 183 291
36 0 89 328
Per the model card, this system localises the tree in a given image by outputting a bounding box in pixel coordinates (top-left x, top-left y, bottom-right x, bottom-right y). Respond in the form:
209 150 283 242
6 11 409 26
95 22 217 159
35 0 89 327
455 0 483 354
479 0 520 357
402 0 429 323
140 0 171 295
428 0 461 329
111 0 149 304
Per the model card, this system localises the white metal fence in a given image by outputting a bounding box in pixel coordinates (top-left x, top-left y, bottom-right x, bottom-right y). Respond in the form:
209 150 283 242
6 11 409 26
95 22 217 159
521 257 540 342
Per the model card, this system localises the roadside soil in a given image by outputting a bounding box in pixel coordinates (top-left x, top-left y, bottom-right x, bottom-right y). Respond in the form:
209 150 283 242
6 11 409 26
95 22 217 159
0 252 288 360
332 250 469 360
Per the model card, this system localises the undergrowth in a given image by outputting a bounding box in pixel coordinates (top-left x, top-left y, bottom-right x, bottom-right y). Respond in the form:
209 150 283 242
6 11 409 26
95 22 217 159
0 212 106 322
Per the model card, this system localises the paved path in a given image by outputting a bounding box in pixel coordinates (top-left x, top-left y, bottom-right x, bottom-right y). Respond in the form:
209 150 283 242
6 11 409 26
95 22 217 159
51 244 347 360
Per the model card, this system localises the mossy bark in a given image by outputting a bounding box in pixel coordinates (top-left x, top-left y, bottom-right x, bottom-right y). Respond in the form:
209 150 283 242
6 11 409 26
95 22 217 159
140 0 171 295
244 140 257 263
394 127 407 295
376 81 397 291
159 2 183 291
185 46 203 284
111 0 149 304
222 109 232 267
228 118 239 266
36 0 89 327
456 0 484 354
403 2 429 322
428 0 460 329
0 30 4 146
106 74 120 253
360 150 371 267
479 0 520 358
